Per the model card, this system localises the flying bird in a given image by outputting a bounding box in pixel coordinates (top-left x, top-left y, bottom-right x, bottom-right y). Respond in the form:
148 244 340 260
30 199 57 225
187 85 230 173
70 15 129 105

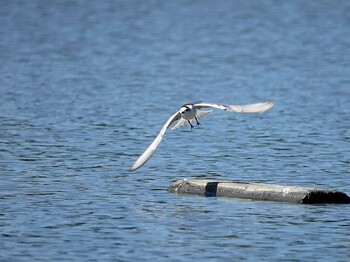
129 101 274 171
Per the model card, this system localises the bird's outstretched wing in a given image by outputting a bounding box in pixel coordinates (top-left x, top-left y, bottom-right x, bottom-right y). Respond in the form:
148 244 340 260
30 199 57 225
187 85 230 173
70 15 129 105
194 101 274 113
129 111 181 171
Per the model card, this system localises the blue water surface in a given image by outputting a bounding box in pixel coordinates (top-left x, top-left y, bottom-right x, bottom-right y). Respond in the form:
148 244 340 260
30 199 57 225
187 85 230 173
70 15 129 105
1 1 350 261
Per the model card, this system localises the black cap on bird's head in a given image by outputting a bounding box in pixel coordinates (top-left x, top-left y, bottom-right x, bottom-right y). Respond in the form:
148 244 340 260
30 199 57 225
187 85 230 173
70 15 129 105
179 104 193 114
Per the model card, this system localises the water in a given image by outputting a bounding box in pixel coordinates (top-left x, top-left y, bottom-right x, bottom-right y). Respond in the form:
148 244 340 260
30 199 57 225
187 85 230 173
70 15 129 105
1 0 350 261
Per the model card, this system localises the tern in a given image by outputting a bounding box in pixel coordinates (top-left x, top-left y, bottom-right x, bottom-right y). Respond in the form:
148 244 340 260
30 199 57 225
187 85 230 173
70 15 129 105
129 101 274 171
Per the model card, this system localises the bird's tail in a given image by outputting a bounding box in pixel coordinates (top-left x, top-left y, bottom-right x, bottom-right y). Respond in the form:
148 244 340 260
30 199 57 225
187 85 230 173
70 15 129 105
171 110 213 130
171 118 187 130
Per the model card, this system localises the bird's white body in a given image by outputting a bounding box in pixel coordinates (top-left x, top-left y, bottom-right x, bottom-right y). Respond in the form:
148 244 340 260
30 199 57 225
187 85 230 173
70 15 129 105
179 104 196 119
129 101 274 171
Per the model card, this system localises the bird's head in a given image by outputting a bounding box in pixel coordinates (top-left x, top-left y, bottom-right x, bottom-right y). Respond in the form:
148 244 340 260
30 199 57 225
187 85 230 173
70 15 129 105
179 104 193 115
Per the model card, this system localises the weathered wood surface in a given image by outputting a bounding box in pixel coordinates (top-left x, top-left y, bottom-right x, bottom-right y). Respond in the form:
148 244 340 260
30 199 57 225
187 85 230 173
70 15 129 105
168 179 350 204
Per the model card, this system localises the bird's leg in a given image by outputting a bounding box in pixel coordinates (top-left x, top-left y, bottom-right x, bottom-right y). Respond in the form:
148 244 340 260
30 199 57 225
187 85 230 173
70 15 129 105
195 117 201 127
187 120 195 130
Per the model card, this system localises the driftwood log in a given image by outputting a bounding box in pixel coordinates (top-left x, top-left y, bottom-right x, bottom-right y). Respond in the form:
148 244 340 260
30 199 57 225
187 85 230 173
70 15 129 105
168 179 350 204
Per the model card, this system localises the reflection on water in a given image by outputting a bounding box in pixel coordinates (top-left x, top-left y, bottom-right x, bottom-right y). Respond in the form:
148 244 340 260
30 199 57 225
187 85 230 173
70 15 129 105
1 0 350 261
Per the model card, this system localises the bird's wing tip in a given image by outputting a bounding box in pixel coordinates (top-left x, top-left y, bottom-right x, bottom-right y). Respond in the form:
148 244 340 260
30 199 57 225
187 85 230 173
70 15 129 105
267 101 275 109
129 165 138 172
